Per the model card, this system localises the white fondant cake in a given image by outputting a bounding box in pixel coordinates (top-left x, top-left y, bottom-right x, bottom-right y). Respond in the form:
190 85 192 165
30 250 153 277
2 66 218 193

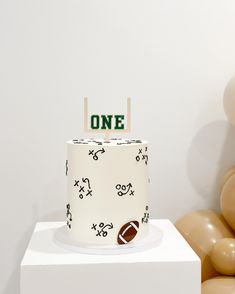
66 138 149 246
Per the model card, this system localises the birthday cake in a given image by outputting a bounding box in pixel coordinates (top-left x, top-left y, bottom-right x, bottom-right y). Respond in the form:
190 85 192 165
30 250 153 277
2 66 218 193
66 138 149 246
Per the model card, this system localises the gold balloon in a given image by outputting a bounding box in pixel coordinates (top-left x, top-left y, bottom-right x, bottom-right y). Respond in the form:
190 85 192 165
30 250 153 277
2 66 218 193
210 238 235 275
175 210 234 281
202 277 235 294
221 174 235 231
221 166 235 191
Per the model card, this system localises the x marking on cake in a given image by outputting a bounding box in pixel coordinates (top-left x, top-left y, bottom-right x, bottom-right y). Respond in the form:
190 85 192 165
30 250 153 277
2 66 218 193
88 150 94 156
79 186 85 193
86 190 92 196
142 212 149 223
74 180 79 187
96 230 102 236
91 224 97 230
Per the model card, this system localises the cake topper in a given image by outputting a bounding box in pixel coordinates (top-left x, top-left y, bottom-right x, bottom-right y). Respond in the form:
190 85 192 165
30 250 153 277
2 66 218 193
84 97 131 140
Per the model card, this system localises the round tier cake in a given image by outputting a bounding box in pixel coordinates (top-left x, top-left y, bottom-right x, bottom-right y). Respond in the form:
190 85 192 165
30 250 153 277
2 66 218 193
66 138 149 246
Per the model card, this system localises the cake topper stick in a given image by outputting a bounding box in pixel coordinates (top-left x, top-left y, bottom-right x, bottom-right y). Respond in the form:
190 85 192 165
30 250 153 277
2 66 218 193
84 97 131 140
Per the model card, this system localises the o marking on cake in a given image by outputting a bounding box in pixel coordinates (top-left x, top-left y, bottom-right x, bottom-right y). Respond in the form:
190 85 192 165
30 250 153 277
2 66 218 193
117 221 139 245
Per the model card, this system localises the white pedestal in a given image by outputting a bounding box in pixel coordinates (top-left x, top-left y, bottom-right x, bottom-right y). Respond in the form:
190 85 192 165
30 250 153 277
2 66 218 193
20 220 201 294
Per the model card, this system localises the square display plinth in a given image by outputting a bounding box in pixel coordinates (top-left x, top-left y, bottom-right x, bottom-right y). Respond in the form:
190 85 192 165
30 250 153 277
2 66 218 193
20 220 200 294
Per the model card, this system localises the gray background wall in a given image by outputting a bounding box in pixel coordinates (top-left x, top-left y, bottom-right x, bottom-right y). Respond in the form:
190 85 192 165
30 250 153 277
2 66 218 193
1 0 235 293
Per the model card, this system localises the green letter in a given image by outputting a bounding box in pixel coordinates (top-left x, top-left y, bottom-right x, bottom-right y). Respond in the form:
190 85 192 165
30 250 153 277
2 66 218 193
115 115 125 129
101 115 113 130
91 115 99 129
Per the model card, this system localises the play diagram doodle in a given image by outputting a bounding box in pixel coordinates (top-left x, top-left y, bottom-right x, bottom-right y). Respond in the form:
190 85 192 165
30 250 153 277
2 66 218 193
91 222 114 237
115 183 135 196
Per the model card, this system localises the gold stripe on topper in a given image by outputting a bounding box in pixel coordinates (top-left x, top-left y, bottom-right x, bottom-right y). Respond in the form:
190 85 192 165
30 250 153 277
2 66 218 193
84 97 131 141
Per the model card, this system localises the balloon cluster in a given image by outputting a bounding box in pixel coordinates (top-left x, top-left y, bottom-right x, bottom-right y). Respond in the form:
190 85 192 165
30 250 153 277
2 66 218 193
176 77 235 293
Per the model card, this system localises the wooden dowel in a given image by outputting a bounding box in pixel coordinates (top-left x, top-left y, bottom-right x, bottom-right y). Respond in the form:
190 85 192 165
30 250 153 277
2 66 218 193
84 97 88 132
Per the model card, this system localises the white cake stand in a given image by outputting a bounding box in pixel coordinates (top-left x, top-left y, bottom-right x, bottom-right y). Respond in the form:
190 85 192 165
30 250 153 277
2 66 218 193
54 223 163 255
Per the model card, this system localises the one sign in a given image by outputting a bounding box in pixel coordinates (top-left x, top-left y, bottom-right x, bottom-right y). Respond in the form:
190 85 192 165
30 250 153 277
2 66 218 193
84 97 131 140
90 114 125 130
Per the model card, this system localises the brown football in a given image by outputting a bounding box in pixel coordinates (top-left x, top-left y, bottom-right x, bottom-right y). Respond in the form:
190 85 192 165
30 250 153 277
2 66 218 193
117 221 139 245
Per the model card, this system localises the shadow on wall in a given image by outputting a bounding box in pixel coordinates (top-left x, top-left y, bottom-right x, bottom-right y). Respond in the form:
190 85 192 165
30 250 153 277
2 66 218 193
40 210 65 221
187 120 235 211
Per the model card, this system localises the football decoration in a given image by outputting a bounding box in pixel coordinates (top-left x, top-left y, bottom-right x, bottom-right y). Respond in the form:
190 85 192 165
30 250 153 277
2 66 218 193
117 221 139 245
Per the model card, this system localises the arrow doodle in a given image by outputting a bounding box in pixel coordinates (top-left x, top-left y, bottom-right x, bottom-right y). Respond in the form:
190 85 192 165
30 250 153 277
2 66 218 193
115 183 134 196
88 148 105 161
82 177 91 189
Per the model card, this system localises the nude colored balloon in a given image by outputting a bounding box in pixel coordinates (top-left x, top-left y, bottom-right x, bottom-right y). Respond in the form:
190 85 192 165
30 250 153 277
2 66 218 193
210 238 235 275
224 75 235 126
175 210 234 281
221 166 235 191
202 277 235 294
221 174 235 231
